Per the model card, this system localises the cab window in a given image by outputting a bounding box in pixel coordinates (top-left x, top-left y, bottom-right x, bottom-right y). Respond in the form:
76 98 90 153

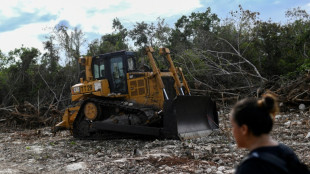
93 59 105 79
110 56 126 93
128 57 135 71
94 64 99 79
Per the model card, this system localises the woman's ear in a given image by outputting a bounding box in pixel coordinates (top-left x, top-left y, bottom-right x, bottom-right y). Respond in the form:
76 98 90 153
240 124 249 136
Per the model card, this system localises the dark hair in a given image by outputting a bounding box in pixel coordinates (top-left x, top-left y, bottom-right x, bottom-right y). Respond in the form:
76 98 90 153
231 93 279 136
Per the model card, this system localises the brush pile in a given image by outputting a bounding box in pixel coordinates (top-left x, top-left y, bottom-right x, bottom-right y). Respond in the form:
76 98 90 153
0 101 61 131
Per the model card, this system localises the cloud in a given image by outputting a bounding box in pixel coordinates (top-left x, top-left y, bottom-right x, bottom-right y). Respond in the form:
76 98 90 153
0 22 50 53
0 11 57 32
0 0 203 54
1 0 202 33
305 3 310 11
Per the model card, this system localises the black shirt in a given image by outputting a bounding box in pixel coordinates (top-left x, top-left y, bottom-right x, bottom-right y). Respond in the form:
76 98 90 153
236 144 300 174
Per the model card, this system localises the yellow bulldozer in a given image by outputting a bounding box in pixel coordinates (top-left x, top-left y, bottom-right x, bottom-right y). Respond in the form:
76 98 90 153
54 47 218 140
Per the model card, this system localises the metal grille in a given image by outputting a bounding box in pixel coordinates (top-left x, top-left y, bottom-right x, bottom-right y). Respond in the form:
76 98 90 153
130 81 137 87
138 79 144 87
131 90 138 96
138 88 145 95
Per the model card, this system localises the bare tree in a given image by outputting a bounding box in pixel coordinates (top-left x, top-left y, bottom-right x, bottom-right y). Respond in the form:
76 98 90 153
54 24 86 78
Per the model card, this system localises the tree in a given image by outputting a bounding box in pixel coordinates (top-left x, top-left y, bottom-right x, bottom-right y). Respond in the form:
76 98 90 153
42 35 60 73
1 47 41 104
252 7 310 76
168 6 266 97
170 7 219 51
87 18 129 55
129 18 171 49
129 21 154 47
8 47 40 80
53 24 86 79
0 50 9 105
285 7 310 73
0 50 5 69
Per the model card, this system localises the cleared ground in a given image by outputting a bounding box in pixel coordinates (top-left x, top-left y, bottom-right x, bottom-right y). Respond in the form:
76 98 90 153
0 109 309 174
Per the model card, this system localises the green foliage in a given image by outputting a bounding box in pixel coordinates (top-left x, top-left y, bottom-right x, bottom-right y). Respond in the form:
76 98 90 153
42 35 60 73
87 18 128 55
1 6 310 107
87 33 128 55
128 18 171 49
251 7 310 77
170 7 219 50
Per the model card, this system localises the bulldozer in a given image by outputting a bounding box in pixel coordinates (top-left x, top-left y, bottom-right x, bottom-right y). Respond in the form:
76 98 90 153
54 47 219 140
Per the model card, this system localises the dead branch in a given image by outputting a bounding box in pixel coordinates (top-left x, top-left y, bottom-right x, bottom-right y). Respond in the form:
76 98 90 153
38 68 59 104
217 37 267 82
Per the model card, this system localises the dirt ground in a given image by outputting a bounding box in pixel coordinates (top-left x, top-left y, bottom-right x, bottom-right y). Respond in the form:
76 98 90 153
0 108 309 174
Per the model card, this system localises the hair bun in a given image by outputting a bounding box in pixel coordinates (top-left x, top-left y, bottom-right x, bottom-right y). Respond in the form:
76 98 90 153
261 93 279 117
263 96 274 111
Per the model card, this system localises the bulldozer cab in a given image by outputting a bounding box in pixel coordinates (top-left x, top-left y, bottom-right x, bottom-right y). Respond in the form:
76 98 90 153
92 51 137 94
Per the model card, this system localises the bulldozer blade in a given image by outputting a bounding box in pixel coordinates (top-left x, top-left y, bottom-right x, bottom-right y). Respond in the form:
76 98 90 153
163 95 218 140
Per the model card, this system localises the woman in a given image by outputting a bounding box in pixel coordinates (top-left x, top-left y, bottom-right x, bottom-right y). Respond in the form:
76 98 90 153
230 93 309 174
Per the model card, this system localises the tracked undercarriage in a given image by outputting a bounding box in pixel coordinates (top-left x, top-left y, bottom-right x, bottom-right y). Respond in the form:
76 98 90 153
73 98 162 139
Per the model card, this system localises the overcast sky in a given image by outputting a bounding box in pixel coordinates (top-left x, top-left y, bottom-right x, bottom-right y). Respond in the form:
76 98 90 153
0 0 309 55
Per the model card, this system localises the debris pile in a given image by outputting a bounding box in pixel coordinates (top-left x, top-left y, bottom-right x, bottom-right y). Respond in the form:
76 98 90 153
273 73 310 105
0 101 61 130
192 73 310 108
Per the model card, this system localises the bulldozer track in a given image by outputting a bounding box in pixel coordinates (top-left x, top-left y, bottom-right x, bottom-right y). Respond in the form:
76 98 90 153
73 97 159 140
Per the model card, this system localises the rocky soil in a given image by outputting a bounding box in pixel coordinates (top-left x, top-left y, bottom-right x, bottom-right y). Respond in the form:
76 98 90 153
0 108 309 174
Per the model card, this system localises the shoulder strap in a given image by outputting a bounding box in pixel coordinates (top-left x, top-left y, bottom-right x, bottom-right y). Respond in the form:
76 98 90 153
250 152 289 174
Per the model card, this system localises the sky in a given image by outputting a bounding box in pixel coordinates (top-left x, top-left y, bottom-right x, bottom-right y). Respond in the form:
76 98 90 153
0 0 309 55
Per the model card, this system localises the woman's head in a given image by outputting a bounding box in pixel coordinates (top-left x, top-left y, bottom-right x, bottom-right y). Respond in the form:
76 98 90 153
230 93 279 147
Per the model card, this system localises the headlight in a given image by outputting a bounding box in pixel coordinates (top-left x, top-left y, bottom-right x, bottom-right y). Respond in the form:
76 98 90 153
73 87 80 93
94 82 101 91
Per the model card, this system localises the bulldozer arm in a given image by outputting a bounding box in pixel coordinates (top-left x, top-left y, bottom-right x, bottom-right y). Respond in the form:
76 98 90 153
163 95 218 140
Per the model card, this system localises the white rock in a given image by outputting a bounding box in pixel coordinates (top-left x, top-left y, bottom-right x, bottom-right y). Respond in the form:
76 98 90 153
0 169 20 173
306 132 310 139
299 104 306 111
114 158 127 163
165 166 173 172
12 141 22 144
218 166 225 171
206 168 212 173
284 121 291 126
96 152 104 156
216 171 223 174
275 115 281 119
297 134 304 138
195 169 203 173
148 153 171 158
65 162 87 172
29 145 43 154
225 169 235 173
